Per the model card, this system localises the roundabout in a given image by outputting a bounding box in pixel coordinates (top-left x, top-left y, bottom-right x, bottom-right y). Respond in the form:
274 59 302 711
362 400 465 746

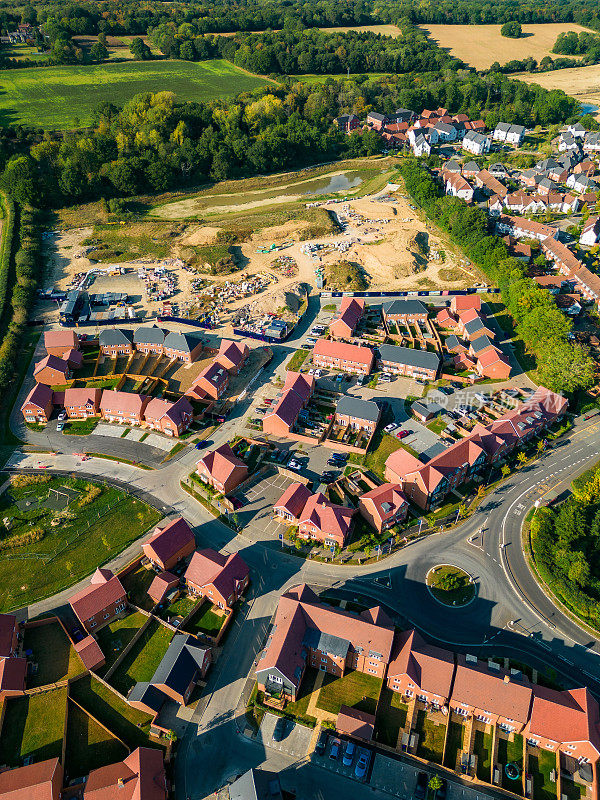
425 564 476 608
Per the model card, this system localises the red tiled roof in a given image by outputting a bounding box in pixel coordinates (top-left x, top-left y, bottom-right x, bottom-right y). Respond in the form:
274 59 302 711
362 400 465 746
387 629 455 699
194 360 229 389
196 443 247 486
148 571 179 603
63 387 102 408
100 391 149 416
0 613 16 657
143 517 195 565
144 396 193 427
69 569 125 624
541 237 583 275
274 482 313 519
44 329 78 350
385 447 424 480
34 354 69 376
217 339 249 370
313 338 374 367
359 483 407 525
74 635 106 671
283 371 315 403
299 492 354 542
477 348 511 369
331 297 365 335
0 758 62 800
452 655 532 722
265 388 305 429
21 383 53 413
450 295 481 313
336 705 375 739
185 548 249 601
84 747 167 800
528 686 600 754
457 307 481 325
0 656 26 692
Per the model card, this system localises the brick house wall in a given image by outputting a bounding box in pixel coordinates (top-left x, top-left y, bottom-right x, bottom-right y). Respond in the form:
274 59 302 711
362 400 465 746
100 344 133 357
163 341 203 363
379 358 437 380
81 596 127 633
22 401 53 423
312 352 373 375
34 365 70 385
65 401 100 419
387 673 449 707
334 412 376 433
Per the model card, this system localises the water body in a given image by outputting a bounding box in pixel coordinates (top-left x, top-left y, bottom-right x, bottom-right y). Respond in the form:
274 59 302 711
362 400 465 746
580 102 599 115
304 171 364 195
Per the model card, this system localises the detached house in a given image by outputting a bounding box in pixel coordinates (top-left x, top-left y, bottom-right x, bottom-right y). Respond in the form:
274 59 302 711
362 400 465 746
366 111 387 130
143 517 196 571
21 383 54 423
99 328 134 357
33 354 71 386
255 584 394 702
580 217 600 246
334 396 380 434
191 360 229 400
262 371 315 437
217 339 249 374
44 328 79 358
462 130 491 156
335 114 360 134
83 748 167 800
274 483 354 547
69 568 127 633
196 443 248 494
476 348 511 380
185 548 249 611
0 613 26 699
0 758 64 800
445 172 474 202
359 483 408 533
382 298 428 324
329 297 365 339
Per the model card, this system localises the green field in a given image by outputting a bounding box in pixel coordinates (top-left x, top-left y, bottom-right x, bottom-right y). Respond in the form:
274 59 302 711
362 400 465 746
0 59 272 128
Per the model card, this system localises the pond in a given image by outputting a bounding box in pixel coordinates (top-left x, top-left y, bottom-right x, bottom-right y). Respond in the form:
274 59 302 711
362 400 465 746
580 102 599 116
303 171 364 195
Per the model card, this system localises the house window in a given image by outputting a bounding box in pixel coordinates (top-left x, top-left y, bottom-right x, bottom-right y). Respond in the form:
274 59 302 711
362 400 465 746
89 621 97 628
268 674 283 684
368 669 377 674
406 689 413 697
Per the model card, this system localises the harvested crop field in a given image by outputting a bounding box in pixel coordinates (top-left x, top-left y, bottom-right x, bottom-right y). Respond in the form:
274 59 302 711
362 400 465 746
515 64 600 110
421 23 591 70
0 59 272 129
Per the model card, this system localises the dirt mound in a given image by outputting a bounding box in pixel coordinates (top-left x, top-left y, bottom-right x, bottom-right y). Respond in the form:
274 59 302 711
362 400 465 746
180 226 221 246
247 281 306 315
255 220 311 242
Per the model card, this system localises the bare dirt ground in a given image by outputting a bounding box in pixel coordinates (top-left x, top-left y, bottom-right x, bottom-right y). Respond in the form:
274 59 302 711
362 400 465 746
515 64 600 112
421 23 591 70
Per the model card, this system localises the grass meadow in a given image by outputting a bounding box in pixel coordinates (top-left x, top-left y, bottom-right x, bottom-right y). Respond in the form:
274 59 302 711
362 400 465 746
0 59 272 128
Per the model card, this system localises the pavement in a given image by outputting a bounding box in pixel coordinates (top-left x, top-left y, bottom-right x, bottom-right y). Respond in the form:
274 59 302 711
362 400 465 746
7 296 600 800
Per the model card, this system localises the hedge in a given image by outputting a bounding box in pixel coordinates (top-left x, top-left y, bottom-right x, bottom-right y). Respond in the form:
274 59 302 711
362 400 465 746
0 192 15 320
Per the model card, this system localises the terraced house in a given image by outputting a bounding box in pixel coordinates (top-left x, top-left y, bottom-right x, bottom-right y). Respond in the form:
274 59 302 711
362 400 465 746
99 327 134 357
378 344 441 381
312 339 374 375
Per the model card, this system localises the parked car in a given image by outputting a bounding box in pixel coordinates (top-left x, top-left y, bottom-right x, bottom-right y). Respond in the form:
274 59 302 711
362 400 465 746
58 411 67 421
415 772 428 800
395 429 409 439
57 422 65 432
343 741 356 767
272 717 286 742
384 423 398 434
315 729 328 756
195 439 213 449
329 738 341 760
255 408 266 415
354 749 371 778
287 460 302 471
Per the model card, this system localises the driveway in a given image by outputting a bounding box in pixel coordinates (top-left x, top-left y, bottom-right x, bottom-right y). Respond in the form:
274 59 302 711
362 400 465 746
233 470 295 541
259 713 313 759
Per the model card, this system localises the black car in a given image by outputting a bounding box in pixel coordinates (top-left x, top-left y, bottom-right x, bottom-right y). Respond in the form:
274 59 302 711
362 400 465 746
435 779 447 800
451 381 462 389
272 717 287 742
415 772 428 800
315 729 328 756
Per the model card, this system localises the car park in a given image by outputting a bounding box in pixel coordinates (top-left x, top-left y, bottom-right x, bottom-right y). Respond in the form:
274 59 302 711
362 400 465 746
329 738 341 760
354 749 370 779
315 729 328 756
415 772 428 799
342 741 356 766
272 717 286 742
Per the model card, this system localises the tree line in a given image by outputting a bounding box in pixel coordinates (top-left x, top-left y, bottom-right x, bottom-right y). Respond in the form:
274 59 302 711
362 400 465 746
399 159 595 395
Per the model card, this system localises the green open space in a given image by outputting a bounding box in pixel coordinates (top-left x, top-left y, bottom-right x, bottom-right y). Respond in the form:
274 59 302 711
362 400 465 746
109 618 173 697
374 687 408 748
0 59 271 129
96 611 148 674
286 349 310 372
529 749 559 800
497 733 524 793
414 709 446 763
0 476 161 612
65 700 128 778
120 566 156 611
23 622 85 687
362 432 405 480
473 728 493 783
444 720 465 768
316 669 382 716
426 417 448 435
184 601 227 637
69 674 164 751
426 565 475 607
1 687 67 766
63 416 99 435
279 667 320 727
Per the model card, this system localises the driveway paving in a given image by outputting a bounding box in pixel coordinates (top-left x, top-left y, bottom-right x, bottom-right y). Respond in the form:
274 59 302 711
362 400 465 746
94 422 129 438
259 713 313 759
143 432 175 451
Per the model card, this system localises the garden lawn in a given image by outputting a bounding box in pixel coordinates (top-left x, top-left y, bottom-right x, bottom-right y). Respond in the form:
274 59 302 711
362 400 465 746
474 728 493 782
120 567 157 611
185 601 227 637
23 622 85 688
96 611 148 674
63 416 99 435
498 733 524 793
414 710 446 763
529 749 559 800
316 669 382 716
280 668 320 727
109 619 173 696
363 432 405 480
1 687 67 766
65 700 128 777
374 687 408 747
444 720 465 768
0 60 272 129
0 476 161 612
70 674 164 751
161 594 197 621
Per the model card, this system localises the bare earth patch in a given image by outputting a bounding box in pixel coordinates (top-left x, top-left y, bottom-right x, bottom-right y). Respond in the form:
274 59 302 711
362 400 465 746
421 23 591 70
180 226 222 246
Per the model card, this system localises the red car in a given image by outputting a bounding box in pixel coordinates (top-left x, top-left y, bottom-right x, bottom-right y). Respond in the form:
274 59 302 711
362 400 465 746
395 429 409 439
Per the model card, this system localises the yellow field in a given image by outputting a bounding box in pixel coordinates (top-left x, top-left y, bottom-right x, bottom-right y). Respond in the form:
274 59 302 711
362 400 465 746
421 23 591 70
515 64 600 110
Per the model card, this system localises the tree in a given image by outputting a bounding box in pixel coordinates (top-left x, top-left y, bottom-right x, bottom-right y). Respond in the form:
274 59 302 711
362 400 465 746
501 21 523 38
130 37 151 60
517 452 528 467
429 776 443 792
501 464 511 478
90 42 108 62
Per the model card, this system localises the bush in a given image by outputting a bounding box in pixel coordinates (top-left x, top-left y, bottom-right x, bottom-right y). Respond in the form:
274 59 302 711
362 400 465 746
0 527 44 550
78 485 102 508
10 473 51 488
501 21 522 38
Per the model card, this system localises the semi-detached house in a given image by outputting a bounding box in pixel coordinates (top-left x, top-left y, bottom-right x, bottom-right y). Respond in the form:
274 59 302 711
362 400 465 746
382 298 428 324
100 390 150 425
142 516 196 571
262 371 315 437
196 443 248 494
184 548 249 611
334 395 381 434
274 483 354 547
329 297 365 339
21 383 54 423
